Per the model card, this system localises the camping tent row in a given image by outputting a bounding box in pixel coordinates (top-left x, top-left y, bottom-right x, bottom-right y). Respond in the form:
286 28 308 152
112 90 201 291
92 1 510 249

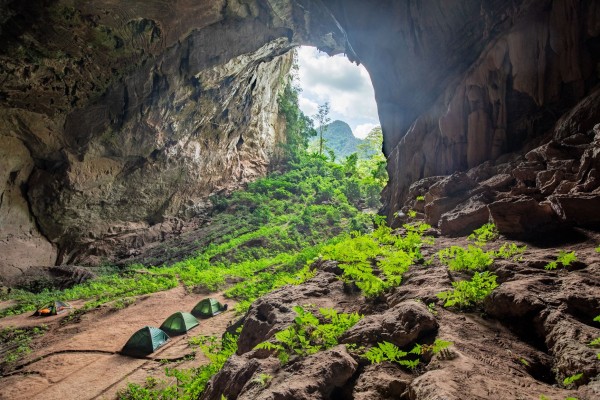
121 298 227 357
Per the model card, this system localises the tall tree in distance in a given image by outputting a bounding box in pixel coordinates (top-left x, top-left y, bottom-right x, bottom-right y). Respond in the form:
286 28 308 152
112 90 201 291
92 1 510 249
314 102 331 155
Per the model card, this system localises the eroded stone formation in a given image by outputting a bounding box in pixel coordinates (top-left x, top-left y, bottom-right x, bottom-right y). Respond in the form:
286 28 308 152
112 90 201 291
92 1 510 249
0 1 296 280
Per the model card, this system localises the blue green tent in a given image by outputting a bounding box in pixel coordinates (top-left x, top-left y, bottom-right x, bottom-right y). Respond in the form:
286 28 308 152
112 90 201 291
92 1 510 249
191 298 227 318
160 311 199 336
121 326 169 356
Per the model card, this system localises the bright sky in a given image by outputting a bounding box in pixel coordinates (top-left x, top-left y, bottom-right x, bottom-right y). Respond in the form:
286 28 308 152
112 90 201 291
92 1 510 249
295 46 380 139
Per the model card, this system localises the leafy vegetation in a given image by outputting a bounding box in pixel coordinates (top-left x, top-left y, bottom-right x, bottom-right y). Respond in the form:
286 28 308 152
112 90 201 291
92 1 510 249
0 325 48 367
255 306 362 364
320 221 432 297
468 223 499 245
545 250 578 270
437 271 498 309
495 243 527 261
1 273 179 318
0 129 387 319
437 245 493 272
363 339 452 370
363 341 421 369
562 372 583 387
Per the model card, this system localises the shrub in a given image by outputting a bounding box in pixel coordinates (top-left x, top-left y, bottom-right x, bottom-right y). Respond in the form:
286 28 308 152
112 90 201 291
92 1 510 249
468 223 498 245
437 272 498 309
545 250 578 270
437 245 493 272
255 306 362 364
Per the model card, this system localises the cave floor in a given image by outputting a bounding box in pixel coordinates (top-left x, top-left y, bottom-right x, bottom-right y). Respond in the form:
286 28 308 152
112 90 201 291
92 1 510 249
0 287 236 400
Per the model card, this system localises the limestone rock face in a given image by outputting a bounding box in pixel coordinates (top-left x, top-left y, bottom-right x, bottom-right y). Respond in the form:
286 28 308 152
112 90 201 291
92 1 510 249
0 1 297 278
398 88 600 237
378 0 600 219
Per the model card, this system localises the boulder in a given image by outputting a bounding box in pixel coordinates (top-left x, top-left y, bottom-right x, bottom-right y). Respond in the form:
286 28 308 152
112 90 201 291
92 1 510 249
241 346 358 400
484 277 550 319
549 194 600 225
480 173 515 191
201 355 278 400
438 197 491 236
352 363 412 400
488 197 559 234
340 300 438 348
236 271 357 354
427 172 477 199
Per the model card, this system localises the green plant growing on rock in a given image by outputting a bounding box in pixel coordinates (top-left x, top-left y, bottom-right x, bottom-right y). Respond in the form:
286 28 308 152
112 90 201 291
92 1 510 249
252 373 273 387
495 243 527 261
320 222 429 297
363 341 420 369
254 306 362 364
363 339 453 369
563 372 583 387
468 223 498 245
437 272 498 309
437 245 493 272
427 302 438 316
544 250 578 270
416 195 425 201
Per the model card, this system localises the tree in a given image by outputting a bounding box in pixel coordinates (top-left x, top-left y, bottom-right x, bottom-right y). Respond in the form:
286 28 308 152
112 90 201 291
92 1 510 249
278 82 316 161
357 126 383 159
314 102 331 155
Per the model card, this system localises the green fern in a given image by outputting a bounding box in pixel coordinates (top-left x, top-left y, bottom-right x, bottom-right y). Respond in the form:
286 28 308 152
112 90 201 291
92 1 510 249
252 373 272 387
437 245 493 272
468 223 498 245
363 341 420 369
254 306 362 364
495 243 527 261
437 272 498 309
545 250 578 270
563 372 583 387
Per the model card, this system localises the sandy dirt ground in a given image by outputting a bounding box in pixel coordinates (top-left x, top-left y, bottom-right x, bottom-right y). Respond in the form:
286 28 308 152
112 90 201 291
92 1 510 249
0 287 237 400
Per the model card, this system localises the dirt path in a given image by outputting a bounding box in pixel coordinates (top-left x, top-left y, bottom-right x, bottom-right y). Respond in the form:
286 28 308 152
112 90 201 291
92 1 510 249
0 287 237 400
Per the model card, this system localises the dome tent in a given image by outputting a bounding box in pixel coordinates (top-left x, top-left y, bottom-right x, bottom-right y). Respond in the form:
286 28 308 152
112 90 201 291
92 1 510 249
121 326 169 357
191 298 227 318
160 311 199 336
34 300 72 316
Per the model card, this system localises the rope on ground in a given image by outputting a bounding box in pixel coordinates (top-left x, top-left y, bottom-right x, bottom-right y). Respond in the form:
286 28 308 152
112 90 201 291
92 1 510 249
4 349 118 375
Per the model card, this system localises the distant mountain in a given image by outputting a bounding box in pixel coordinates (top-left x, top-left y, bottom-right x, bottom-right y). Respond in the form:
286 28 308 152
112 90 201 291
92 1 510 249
310 120 364 160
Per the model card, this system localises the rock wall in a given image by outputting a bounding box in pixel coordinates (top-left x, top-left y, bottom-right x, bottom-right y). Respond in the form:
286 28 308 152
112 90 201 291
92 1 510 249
0 1 297 280
374 0 600 219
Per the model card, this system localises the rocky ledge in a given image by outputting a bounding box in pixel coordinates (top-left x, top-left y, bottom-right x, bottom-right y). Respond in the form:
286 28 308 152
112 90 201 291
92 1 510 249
200 231 600 399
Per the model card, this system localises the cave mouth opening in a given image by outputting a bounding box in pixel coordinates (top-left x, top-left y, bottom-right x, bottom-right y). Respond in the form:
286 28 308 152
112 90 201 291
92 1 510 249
294 45 381 145
289 45 387 211
291 46 388 213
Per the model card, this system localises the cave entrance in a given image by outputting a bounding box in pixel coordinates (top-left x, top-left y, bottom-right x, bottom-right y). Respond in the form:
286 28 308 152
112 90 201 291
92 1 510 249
295 46 380 149
292 46 386 210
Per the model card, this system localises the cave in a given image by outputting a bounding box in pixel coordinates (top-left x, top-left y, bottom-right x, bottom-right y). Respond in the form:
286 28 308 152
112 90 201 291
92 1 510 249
1 1 599 399
1 0 599 278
